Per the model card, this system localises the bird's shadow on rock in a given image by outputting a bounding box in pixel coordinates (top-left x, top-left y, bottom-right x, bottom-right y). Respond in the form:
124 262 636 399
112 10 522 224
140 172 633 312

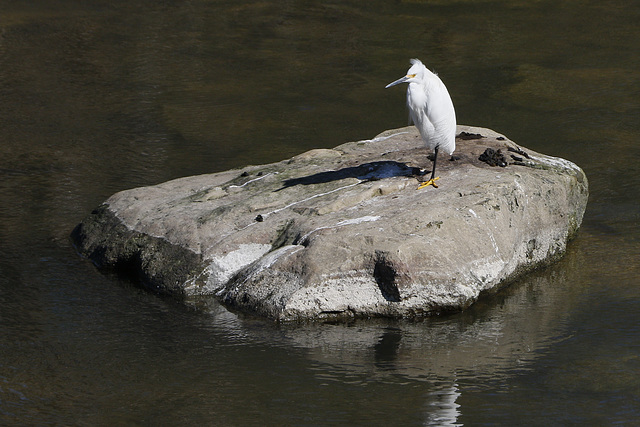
276 161 420 191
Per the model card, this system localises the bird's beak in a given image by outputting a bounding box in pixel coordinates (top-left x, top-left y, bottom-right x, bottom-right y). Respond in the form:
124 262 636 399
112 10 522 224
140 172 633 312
385 74 414 88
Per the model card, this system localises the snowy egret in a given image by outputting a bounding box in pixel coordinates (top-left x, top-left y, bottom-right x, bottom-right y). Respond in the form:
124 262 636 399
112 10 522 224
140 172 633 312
385 59 456 189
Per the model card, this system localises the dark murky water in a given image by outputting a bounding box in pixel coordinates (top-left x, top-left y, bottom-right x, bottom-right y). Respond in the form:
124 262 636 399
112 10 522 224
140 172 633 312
1 0 639 424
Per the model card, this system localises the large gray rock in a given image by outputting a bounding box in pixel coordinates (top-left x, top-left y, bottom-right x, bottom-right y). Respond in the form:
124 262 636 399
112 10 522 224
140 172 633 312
72 125 588 320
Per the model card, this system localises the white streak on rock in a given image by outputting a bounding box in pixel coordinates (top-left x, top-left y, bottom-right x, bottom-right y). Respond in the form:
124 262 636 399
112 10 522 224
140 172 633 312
239 245 305 284
206 243 272 288
263 181 361 218
531 154 581 173
336 216 380 226
300 215 381 242
358 131 410 143
228 172 277 189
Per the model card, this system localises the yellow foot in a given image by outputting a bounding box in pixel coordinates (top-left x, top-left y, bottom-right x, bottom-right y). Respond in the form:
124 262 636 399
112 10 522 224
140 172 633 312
417 177 440 189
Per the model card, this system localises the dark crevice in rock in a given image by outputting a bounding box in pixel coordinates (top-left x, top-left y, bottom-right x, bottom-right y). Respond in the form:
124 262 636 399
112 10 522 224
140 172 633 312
271 219 300 250
373 251 401 302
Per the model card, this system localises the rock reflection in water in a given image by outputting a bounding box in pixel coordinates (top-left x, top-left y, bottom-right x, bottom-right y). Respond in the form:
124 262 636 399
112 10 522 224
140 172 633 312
203 248 581 424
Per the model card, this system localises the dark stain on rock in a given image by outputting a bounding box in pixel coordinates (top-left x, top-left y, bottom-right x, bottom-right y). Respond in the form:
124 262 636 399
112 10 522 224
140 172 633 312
457 132 485 140
71 205 202 298
507 146 530 159
479 148 507 167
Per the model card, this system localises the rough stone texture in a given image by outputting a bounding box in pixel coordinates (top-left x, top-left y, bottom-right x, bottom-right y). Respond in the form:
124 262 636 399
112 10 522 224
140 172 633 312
72 125 588 320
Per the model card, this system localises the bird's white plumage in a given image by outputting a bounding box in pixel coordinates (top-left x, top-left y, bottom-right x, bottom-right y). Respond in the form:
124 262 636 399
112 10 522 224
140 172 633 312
386 59 456 156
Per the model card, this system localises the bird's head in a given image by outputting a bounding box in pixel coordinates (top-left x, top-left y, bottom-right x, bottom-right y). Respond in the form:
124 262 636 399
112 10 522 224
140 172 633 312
385 58 426 88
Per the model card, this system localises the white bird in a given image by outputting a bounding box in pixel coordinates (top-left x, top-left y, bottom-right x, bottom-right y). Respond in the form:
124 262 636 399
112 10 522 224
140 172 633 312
386 58 456 189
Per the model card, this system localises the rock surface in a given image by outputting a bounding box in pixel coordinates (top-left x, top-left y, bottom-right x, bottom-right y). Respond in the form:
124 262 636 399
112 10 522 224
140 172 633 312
72 125 588 321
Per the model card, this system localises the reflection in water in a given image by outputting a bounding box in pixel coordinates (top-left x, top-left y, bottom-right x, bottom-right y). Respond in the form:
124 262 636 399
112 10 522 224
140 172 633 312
278 260 578 384
236 239 591 423
374 328 403 369
425 382 462 427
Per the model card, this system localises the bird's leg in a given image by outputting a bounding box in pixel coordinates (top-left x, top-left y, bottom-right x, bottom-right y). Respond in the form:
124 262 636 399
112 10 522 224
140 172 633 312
418 146 440 189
